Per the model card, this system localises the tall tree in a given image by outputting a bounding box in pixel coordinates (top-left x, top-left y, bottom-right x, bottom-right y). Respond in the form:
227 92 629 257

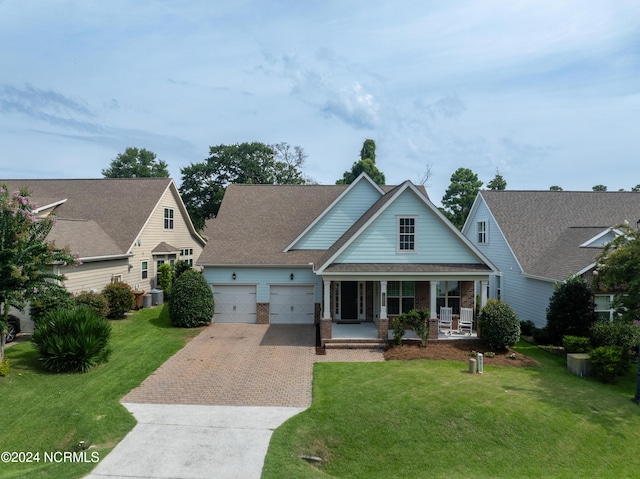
102 147 169 178
440 167 483 229
487 168 507 190
549 186 563 191
592 184 607 191
0 185 78 360
180 142 307 230
336 139 385 185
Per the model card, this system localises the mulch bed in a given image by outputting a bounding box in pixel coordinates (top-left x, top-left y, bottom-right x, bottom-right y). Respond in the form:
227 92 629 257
384 339 538 367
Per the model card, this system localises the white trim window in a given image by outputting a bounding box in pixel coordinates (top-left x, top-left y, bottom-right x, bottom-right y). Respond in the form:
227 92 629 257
179 247 195 266
387 281 415 315
437 281 460 314
398 217 416 252
141 260 149 280
477 221 487 244
594 294 616 321
164 208 174 230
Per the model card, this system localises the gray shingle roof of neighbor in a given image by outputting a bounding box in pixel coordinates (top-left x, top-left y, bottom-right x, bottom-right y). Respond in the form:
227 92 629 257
197 181 427 267
0 178 183 258
480 190 640 281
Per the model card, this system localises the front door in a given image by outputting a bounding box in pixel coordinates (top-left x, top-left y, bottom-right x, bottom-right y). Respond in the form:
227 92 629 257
340 281 358 320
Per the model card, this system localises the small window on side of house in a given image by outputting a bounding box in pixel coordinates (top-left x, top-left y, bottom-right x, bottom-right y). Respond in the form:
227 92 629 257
141 261 148 280
164 208 174 230
478 221 487 244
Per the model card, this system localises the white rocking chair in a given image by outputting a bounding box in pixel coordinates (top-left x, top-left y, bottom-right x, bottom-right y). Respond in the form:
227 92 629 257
438 307 453 335
459 308 473 335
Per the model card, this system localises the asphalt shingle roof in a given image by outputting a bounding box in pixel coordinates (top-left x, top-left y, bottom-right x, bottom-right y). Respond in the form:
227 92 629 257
481 190 640 280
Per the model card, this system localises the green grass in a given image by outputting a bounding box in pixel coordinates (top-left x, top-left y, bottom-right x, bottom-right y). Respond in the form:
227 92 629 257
263 341 640 479
0 305 200 479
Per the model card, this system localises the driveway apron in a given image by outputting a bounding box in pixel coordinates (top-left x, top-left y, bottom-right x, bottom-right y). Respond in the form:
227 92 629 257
87 323 383 479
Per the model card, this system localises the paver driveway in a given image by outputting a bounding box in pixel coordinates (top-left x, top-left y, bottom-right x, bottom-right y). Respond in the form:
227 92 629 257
123 323 384 408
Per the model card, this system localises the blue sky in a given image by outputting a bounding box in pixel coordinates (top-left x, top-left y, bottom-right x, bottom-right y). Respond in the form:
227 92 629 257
1 1 639 205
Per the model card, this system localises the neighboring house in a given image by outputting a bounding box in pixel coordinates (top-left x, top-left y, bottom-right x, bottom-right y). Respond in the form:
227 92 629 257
198 173 497 342
463 190 640 328
0 178 206 297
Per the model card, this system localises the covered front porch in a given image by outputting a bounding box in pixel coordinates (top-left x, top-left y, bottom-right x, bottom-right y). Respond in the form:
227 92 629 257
319 273 489 346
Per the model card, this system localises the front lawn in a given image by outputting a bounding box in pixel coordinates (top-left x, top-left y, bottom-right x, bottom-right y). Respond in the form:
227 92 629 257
263 341 640 478
0 305 200 479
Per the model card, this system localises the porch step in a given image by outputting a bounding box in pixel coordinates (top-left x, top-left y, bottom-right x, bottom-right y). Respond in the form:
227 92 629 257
323 338 388 350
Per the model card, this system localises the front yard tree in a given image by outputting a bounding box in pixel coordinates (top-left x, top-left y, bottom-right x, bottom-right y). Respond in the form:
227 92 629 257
0 185 78 360
545 275 596 345
102 147 169 178
440 167 483 229
336 139 386 185
180 142 307 230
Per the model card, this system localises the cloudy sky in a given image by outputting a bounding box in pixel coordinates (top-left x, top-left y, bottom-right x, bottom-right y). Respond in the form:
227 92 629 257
1 1 639 205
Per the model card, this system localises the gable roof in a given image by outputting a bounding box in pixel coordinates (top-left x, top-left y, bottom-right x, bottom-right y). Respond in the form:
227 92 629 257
476 190 640 281
0 178 204 258
199 178 495 277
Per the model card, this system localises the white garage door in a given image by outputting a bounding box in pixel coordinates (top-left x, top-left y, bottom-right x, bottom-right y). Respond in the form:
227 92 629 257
270 285 315 324
212 285 257 323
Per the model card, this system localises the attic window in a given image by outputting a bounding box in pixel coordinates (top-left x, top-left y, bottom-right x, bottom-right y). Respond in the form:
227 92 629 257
164 208 174 230
477 221 487 244
398 217 416 252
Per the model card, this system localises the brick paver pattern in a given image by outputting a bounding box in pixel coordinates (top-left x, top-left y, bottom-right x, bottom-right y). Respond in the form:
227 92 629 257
122 324 384 408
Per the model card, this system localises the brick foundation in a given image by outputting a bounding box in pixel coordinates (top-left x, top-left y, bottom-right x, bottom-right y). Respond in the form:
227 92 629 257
377 318 389 340
256 302 269 324
320 318 332 345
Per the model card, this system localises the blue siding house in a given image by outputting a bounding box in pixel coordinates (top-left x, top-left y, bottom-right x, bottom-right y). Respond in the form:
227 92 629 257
463 190 640 328
198 173 497 343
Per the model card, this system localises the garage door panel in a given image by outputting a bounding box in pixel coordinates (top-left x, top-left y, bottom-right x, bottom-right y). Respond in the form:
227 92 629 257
213 285 256 323
270 286 315 324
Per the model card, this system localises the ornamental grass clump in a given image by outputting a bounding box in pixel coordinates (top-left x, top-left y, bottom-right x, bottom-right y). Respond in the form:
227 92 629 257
478 299 520 351
32 305 112 373
169 271 214 328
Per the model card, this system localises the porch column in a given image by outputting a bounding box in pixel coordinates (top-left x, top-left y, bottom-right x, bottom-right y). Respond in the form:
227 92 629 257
430 281 437 319
480 280 488 309
379 280 387 319
323 280 331 320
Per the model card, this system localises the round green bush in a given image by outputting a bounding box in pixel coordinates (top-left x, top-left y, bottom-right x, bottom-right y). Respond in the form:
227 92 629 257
169 271 214 328
32 305 112 373
74 291 109 318
30 283 75 325
102 282 135 319
478 299 521 351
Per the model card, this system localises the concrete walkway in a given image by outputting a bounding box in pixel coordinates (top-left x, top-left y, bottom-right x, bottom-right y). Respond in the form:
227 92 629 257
86 324 384 479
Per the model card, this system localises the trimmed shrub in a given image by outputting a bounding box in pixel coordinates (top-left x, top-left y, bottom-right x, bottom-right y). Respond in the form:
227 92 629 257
589 320 640 351
589 345 629 383
405 308 430 347
74 291 109 318
546 276 596 345
391 317 405 346
31 305 112 373
174 259 192 280
562 335 591 353
169 271 214 328
478 299 520 351
0 358 10 376
30 283 75 325
102 282 135 319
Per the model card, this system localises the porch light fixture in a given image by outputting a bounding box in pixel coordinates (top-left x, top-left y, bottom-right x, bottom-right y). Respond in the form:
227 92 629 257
232 273 236 280
290 273 294 280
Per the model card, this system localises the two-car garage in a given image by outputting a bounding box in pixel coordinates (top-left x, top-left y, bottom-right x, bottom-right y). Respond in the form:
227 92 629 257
211 284 315 324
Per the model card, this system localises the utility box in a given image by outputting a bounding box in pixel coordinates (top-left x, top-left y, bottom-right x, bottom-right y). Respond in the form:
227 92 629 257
149 288 164 306
567 353 593 377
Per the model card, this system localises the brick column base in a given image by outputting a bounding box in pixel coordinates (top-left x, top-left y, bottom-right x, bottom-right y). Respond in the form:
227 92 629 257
429 318 439 339
256 303 269 324
320 318 332 345
378 318 389 340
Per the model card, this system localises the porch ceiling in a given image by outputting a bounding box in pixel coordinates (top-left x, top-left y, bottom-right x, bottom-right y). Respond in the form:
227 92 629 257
322 263 493 273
